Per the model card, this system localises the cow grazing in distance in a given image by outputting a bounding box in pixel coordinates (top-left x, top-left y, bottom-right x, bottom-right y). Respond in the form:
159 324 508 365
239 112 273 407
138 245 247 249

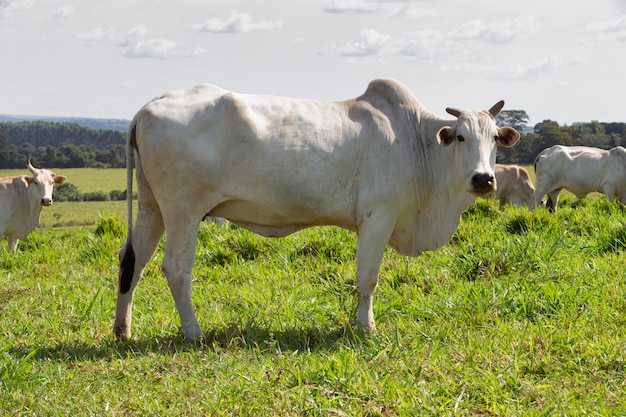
491 164 535 206
530 145 626 212
0 157 66 251
114 79 520 340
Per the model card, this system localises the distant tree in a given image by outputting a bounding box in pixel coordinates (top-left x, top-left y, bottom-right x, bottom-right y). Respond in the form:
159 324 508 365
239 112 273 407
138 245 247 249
53 183 81 202
109 189 127 201
533 120 572 149
98 144 126 168
496 110 529 132
604 122 626 137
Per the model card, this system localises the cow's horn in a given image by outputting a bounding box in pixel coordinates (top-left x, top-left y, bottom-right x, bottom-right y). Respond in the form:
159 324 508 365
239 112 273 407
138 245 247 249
27 155 35 173
446 107 462 118
488 100 505 117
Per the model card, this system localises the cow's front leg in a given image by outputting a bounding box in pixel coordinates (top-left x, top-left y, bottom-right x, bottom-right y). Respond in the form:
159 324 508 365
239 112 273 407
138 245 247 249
355 212 395 332
7 236 19 252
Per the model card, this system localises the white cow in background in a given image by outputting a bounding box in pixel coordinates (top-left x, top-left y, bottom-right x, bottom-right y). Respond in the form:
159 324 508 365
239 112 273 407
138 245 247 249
0 157 66 251
492 164 535 206
530 145 626 212
114 79 520 340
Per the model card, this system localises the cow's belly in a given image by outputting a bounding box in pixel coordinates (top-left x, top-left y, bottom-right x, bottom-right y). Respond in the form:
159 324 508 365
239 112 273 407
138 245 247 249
209 198 357 237
561 177 603 196
2 215 39 239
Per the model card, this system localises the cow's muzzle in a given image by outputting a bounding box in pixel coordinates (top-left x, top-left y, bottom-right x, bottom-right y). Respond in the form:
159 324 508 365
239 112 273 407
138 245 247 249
470 173 496 196
41 198 53 207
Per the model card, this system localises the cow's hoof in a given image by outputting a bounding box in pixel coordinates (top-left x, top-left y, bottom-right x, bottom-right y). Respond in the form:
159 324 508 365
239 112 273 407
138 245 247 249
113 325 131 341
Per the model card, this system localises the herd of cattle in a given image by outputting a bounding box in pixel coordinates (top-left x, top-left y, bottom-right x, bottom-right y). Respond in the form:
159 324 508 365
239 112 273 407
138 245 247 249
1 79 623 339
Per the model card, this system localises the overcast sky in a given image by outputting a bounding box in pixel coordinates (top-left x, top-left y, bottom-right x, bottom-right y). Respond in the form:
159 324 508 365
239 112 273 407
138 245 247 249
1 0 625 126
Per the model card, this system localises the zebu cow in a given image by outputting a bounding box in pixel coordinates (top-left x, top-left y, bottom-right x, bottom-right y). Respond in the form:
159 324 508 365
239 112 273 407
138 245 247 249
0 157 66 251
530 145 626 212
114 79 520 340
492 164 535 206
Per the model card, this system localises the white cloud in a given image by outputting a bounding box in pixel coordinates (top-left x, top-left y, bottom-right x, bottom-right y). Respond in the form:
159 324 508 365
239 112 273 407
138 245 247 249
453 16 537 44
119 24 207 59
319 28 394 57
0 0 32 18
318 16 535 62
53 5 75 18
394 4 440 20
323 0 378 14
322 0 440 17
78 28 116 44
193 10 283 34
491 56 586 81
397 29 459 60
582 15 626 45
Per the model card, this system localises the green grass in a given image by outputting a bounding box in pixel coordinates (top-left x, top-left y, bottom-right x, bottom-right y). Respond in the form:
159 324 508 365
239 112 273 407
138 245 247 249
0 168 129 194
1 174 626 415
38 200 136 228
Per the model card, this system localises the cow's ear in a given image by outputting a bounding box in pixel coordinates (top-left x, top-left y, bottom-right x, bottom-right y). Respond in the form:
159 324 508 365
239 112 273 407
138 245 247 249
496 126 520 148
54 175 66 185
23 177 34 187
437 127 457 146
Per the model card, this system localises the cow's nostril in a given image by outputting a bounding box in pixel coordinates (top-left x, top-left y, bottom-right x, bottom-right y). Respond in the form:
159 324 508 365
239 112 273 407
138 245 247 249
41 198 52 206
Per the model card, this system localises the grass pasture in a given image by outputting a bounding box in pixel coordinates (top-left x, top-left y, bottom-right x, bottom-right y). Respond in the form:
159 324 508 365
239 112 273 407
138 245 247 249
1 168 626 415
0 168 134 228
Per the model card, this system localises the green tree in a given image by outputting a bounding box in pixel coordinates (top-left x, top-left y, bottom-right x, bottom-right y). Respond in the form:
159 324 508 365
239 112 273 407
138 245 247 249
53 183 80 202
534 120 572 150
496 110 529 132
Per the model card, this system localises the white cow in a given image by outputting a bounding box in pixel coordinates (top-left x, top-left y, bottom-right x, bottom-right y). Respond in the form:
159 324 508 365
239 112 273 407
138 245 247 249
492 164 535 206
114 79 520 340
530 145 626 212
0 157 66 251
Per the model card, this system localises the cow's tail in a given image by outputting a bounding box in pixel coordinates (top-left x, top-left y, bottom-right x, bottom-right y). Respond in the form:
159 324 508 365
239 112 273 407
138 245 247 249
119 118 137 295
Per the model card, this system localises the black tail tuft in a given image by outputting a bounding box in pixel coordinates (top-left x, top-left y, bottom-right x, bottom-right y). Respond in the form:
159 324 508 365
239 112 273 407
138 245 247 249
119 243 136 294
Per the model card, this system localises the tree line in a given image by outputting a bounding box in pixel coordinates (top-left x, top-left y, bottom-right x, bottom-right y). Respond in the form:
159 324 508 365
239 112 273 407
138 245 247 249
0 121 126 168
0 116 625 169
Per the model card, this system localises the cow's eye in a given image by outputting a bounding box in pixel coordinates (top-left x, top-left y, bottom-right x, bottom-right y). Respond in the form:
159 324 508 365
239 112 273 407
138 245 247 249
456 135 465 142
494 135 499 142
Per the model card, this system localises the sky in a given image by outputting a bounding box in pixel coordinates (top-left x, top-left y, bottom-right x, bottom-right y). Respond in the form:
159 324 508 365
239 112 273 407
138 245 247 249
1 0 626 126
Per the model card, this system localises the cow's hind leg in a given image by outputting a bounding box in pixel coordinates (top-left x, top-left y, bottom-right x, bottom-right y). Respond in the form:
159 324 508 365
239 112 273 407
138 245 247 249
114 182 165 340
161 220 203 340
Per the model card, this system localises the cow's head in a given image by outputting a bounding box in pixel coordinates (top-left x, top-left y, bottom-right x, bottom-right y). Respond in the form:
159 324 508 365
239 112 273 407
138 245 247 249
26 157 66 206
436 101 520 196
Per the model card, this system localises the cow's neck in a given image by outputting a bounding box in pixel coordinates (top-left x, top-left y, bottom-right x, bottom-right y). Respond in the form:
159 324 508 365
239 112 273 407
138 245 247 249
389 110 475 256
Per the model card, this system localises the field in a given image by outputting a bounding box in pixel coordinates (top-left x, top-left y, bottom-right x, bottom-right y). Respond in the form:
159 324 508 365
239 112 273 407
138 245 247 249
0 168 134 227
1 168 626 415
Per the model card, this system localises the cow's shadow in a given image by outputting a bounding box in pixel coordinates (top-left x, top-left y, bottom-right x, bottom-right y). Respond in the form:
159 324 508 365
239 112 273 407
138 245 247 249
7 322 362 363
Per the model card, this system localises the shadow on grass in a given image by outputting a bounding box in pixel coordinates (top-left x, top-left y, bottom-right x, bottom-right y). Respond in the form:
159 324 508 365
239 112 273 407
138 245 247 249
7 321 366 363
